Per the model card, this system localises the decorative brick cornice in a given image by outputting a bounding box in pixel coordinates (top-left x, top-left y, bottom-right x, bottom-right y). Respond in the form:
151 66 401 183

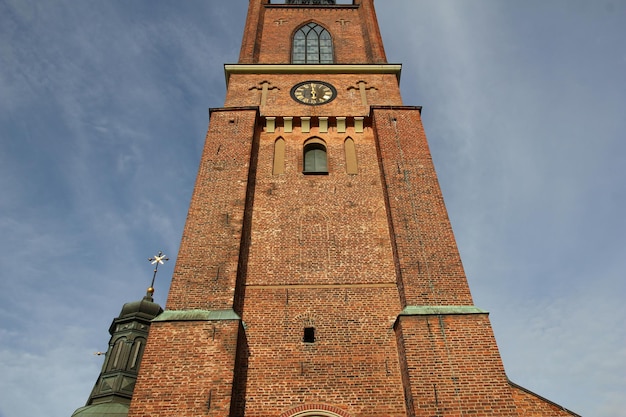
266 4 360 11
262 115 367 133
225 64 402 86
369 104 422 115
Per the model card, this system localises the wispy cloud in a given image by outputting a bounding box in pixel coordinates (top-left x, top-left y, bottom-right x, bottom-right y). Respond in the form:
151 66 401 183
379 1 626 416
1 1 624 416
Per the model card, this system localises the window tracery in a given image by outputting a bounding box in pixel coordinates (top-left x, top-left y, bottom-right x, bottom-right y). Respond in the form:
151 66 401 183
292 23 334 64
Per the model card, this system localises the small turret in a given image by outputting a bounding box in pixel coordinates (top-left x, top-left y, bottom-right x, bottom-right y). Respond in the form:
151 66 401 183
71 253 168 417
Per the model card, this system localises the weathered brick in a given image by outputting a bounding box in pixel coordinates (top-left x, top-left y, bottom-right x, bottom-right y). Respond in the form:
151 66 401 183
128 2 579 416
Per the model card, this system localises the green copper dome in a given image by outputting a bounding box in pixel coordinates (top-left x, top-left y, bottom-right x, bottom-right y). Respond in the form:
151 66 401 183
71 402 129 417
119 295 163 320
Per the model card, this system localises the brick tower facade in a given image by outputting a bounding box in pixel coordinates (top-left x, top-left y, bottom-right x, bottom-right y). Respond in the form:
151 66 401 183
126 1 579 416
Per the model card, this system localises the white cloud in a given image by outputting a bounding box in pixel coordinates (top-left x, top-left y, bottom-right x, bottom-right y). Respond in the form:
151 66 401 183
0 328 103 417
379 2 626 416
1 1 624 416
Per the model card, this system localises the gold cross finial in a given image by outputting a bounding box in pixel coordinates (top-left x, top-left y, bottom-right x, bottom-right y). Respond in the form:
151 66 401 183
147 251 169 296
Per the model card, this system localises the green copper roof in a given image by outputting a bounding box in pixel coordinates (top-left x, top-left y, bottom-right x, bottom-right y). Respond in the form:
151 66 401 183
399 306 488 316
152 309 241 322
71 403 129 417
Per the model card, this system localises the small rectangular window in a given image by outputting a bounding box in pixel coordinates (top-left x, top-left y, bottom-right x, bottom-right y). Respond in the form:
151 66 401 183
303 327 315 343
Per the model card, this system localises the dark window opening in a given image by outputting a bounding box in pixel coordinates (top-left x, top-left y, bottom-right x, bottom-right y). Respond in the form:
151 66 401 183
286 0 336 4
303 327 316 343
303 142 328 174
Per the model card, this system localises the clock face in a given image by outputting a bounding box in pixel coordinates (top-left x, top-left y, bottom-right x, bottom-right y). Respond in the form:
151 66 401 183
291 81 337 105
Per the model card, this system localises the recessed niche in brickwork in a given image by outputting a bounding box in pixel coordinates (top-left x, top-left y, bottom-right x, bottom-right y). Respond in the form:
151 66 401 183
344 137 357 174
303 327 316 343
298 207 333 280
273 137 286 175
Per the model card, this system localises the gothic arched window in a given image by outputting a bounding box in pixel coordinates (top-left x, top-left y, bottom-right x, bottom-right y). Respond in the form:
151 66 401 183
303 139 328 174
292 23 334 64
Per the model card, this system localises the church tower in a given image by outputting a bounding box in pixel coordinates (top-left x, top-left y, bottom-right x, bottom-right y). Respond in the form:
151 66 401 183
126 1 579 416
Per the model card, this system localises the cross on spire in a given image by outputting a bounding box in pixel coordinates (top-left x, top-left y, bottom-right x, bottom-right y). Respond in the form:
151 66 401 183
147 251 169 297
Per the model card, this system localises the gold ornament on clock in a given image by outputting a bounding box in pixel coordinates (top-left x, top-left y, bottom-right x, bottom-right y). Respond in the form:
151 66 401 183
291 81 337 105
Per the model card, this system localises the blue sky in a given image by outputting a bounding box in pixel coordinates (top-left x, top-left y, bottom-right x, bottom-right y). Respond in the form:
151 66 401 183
1 1 624 416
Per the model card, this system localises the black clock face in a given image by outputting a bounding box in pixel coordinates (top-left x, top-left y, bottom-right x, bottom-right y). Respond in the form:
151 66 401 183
291 81 337 105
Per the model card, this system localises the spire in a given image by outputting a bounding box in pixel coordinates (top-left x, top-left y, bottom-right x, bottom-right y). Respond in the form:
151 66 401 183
70 253 167 417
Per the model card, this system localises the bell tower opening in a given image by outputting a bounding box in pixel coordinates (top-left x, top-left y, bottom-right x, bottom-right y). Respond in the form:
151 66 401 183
285 0 337 4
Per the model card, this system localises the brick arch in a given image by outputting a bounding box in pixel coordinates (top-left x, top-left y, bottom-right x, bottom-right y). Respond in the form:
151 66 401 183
303 137 329 174
290 19 333 40
293 311 320 328
279 403 353 417
304 136 327 147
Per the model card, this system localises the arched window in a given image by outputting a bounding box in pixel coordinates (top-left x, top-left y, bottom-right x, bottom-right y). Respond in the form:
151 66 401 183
303 139 328 174
106 337 128 371
128 337 146 371
292 23 333 64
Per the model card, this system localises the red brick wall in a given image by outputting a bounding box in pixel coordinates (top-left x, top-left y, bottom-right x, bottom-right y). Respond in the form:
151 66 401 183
238 0 265 63
239 2 387 65
227 114 407 414
373 107 474 306
246 124 397 287
236 286 406 417
166 108 259 311
396 314 518 416
356 0 387 63
126 1 568 416
510 383 581 417
224 73 403 116
127 321 241 417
